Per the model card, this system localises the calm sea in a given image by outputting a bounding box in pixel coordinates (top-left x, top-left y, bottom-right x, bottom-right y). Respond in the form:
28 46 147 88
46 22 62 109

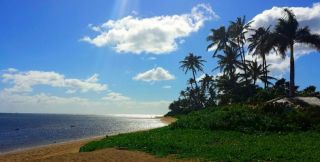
0 113 166 153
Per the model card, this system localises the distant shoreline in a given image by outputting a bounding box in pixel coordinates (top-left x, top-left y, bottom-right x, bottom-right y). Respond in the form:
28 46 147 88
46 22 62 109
0 117 176 162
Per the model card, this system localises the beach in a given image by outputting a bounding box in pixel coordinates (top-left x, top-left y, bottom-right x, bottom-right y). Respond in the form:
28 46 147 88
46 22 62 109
0 117 178 162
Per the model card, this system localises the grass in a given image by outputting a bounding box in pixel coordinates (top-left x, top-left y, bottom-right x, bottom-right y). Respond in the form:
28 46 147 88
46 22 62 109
80 104 320 161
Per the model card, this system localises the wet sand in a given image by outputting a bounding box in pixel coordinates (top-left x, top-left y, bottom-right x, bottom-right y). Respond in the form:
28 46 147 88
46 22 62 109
0 117 182 162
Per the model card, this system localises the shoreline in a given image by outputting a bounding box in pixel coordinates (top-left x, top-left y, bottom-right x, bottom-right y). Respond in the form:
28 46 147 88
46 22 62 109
0 116 177 162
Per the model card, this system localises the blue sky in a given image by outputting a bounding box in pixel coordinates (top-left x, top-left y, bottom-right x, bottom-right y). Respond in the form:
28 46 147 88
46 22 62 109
1 0 320 115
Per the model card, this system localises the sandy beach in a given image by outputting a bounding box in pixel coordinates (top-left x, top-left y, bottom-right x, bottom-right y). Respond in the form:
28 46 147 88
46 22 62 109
0 117 179 162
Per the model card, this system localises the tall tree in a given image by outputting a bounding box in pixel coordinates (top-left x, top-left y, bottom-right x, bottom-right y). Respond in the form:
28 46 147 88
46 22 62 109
214 46 242 76
273 9 320 97
207 26 235 57
187 78 196 89
179 90 187 100
229 16 252 80
213 46 243 104
246 60 265 86
248 27 276 88
180 53 206 89
199 74 216 107
199 74 214 92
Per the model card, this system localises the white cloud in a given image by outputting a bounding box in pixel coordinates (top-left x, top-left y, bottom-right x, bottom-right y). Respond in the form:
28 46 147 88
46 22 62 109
248 3 320 76
2 69 107 94
81 3 218 54
133 67 175 82
102 92 131 101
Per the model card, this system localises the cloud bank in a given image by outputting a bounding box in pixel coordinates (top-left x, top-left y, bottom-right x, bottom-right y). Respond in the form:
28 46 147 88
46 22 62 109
0 68 170 115
2 69 107 93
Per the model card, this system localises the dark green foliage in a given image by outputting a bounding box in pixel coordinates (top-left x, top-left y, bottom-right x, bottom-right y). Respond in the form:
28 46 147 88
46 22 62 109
298 106 320 128
248 78 305 104
299 85 320 97
248 88 276 103
166 99 195 116
172 104 320 132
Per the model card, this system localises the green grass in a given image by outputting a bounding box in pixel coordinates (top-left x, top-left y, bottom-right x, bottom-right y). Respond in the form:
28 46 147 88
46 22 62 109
80 104 320 161
80 127 320 161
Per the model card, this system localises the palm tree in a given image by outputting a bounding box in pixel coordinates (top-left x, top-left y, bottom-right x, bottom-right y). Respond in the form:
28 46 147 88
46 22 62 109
187 78 196 89
207 26 235 57
273 9 320 97
199 74 214 91
229 16 252 69
229 17 252 83
199 74 216 106
248 27 276 88
180 53 206 89
215 72 240 104
214 46 242 76
246 60 265 86
179 90 187 100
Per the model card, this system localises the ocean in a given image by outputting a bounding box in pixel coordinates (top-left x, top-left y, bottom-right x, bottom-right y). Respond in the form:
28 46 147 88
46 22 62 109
0 113 166 153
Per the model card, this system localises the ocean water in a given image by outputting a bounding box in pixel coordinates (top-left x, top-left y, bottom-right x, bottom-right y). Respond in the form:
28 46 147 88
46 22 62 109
0 113 166 153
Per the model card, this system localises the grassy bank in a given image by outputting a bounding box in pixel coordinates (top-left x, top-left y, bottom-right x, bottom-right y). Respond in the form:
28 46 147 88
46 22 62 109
80 105 320 161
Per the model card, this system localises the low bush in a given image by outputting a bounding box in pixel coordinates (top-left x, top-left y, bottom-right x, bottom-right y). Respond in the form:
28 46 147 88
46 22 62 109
171 104 320 132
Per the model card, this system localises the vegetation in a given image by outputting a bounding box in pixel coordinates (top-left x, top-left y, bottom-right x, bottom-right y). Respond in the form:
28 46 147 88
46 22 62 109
172 104 320 132
80 105 320 161
80 128 320 161
168 8 320 116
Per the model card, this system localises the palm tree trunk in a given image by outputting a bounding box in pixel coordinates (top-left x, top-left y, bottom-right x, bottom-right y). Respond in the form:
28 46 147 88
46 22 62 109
192 71 198 89
189 83 194 90
238 39 247 82
289 43 295 97
265 59 268 88
241 43 246 64
192 70 201 108
262 55 267 89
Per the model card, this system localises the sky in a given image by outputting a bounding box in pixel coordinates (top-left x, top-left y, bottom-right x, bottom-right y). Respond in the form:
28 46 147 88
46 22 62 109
0 0 320 115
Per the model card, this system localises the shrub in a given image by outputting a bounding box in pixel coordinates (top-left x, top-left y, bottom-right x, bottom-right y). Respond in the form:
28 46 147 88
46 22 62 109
256 102 294 115
171 104 320 133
